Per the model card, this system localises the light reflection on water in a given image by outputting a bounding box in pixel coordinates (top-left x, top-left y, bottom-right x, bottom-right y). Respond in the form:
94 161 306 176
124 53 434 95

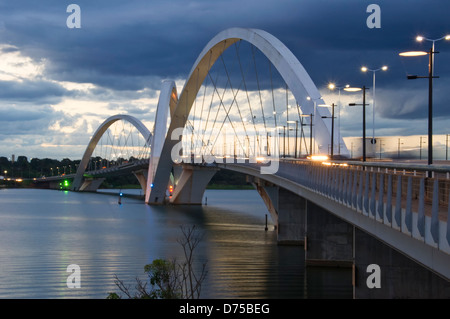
0 188 352 299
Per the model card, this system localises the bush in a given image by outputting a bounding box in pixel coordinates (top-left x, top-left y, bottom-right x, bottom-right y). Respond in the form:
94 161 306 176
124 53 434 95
107 225 207 299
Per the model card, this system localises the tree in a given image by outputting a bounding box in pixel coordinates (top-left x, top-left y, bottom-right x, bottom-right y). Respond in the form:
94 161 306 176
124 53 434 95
107 225 207 299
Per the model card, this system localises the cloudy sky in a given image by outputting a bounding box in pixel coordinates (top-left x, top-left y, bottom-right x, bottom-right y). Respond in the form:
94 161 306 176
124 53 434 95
0 0 449 160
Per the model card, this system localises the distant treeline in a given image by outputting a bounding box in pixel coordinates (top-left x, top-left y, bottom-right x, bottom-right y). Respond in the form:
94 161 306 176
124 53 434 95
0 156 251 189
0 156 81 178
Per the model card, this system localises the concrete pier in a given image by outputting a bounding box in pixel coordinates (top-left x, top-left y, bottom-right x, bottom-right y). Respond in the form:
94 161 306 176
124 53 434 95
353 227 450 298
305 201 353 267
170 164 219 204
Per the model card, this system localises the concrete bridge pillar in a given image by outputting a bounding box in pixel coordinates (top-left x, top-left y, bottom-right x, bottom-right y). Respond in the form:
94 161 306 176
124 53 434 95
305 201 354 267
353 227 450 298
250 177 353 264
169 164 219 205
78 178 106 191
132 169 148 193
250 177 306 245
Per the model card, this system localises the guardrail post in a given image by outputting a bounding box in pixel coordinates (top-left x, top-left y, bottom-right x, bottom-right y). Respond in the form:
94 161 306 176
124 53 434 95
386 174 392 224
377 173 384 220
370 172 377 218
405 176 413 233
417 178 425 238
447 190 450 245
352 170 358 209
364 172 370 215
431 178 439 245
394 175 402 229
358 172 363 212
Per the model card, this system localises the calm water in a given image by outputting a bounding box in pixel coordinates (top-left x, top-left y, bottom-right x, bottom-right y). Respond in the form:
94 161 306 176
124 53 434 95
0 188 352 299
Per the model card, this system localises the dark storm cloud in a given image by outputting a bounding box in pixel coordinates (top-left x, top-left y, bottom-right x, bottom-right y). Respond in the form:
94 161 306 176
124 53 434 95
0 104 63 135
0 0 449 142
0 79 69 103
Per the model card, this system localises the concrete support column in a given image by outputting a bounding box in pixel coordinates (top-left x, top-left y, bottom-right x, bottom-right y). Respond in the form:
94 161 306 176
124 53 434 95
353 227 450 298
132 169 148 193
170 164 219 205
305 201 353 267
250 178 279 230
277 188 307 245
79 178 106 192
249 177 306 245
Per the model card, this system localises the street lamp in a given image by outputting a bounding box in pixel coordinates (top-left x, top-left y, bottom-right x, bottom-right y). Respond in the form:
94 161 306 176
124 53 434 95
419 136 426 160
399 34 449 168
287 120 299 158
416 35 450 74
306 96 322 154
398 138 404 159
361 65 388 144
300 114 313 156
347 86 369 162
446 134 450 161
328 83 349 156
399 37 448 167
318 103 336 159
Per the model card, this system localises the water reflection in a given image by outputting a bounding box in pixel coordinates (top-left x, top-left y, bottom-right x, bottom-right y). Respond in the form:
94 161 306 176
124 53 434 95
0 188 352 299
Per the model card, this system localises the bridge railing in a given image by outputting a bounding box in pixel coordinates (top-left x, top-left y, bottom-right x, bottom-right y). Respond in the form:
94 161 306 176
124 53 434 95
270 158 450 254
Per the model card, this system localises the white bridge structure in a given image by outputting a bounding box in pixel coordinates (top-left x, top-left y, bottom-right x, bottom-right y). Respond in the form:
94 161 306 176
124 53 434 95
62 28 449 298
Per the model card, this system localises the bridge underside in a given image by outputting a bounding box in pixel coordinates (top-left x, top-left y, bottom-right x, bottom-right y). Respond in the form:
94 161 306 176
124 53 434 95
248 175 450 298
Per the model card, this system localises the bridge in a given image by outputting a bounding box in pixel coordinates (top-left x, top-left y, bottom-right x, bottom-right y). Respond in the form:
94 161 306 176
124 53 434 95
32 28 450 298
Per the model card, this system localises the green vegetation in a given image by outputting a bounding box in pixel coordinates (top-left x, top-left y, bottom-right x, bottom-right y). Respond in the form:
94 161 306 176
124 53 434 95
207 169 251 190
0 155 80 179
0 155 253 190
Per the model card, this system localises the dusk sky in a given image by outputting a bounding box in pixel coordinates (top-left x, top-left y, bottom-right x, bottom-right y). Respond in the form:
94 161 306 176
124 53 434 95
0 0 449 160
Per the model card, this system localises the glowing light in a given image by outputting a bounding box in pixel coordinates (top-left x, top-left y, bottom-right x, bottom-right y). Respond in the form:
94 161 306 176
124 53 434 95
256 156 266 163
344 87 362 92
361 66 368 72
399 51 428 57
309 155 329 161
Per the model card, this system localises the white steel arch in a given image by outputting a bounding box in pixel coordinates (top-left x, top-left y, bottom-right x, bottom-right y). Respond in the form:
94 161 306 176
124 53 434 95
147 27 347 204
145 80 178 202
72 114 152 191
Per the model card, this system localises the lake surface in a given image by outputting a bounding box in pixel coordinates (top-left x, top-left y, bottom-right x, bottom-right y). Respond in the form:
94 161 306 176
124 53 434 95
0 188 352 299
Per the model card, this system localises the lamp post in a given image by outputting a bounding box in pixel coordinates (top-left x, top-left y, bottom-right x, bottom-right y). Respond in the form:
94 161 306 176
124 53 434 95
328 84 349 156
306 96 321 154
399 34 449 168
419 136 426 160
398 138 404 159
446 134 449 161
416 35 450 74
300 114 314 157
297 114 313 157
318 103 336 159
287 120 299 158
347 86 369 162
361 65 388 144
